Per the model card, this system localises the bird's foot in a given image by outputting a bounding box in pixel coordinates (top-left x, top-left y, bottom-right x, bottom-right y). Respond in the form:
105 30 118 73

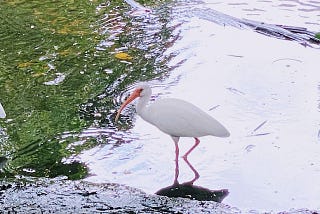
182 181 194 186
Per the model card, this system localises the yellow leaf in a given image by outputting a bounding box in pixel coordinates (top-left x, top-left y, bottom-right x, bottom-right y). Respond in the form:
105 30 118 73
31 72 45 77
115 52 133 60
17 61 34 68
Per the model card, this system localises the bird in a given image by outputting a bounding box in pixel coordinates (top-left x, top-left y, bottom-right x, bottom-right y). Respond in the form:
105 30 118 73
115 84 230 159
0 102 5 119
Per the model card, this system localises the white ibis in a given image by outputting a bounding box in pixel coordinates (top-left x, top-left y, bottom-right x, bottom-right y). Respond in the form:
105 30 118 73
115 84 230 159
0 102 5 119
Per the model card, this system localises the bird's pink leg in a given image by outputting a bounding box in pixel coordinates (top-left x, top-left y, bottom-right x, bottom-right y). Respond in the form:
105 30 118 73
172 136 180 185
182 156 200 185
182 138 200 160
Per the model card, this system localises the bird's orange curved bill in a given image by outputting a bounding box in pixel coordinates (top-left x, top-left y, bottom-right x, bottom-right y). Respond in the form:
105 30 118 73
115 89 140 122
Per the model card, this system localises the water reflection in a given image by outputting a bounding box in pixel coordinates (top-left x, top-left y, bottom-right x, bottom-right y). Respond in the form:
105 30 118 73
156 142 229 202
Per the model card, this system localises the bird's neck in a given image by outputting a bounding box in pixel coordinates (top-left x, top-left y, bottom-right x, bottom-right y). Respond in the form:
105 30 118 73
136 95 151 120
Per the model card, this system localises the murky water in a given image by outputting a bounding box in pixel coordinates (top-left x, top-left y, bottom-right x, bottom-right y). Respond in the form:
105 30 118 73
1 0 320 213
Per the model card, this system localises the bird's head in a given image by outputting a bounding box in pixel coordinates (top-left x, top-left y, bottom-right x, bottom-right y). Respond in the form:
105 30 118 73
137 84 151 98
115 84 151 122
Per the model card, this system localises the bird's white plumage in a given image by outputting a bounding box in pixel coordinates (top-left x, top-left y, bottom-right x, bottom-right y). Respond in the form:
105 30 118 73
115 84 230 159
0 102 6 119
135 85 230 138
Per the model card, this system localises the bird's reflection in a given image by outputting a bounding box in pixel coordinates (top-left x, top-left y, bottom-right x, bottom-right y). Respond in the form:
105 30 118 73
156 143 229 202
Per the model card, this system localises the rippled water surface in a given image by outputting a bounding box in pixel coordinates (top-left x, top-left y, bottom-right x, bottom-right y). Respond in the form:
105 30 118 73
1 0 320 213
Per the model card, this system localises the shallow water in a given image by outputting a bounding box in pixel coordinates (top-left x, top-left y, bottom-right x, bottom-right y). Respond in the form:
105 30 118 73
1 0 320 213
81 1 320 212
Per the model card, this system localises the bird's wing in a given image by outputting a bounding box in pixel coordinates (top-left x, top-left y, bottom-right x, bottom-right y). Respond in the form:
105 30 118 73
146 98 229 137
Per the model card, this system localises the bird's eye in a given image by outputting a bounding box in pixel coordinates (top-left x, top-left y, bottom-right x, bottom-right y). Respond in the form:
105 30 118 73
138 88 143 93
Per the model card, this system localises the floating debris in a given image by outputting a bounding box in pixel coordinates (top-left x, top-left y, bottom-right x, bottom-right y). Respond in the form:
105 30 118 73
244 144 256 152
252 120 268 133
209 105 220 111
247 120 271 137
115 52 133 60
226 87 245 95
44 73 66 86
0 102 6 118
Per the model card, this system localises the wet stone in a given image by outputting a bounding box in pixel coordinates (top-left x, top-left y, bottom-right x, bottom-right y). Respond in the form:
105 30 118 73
0 177 237 213
0 177 319 213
